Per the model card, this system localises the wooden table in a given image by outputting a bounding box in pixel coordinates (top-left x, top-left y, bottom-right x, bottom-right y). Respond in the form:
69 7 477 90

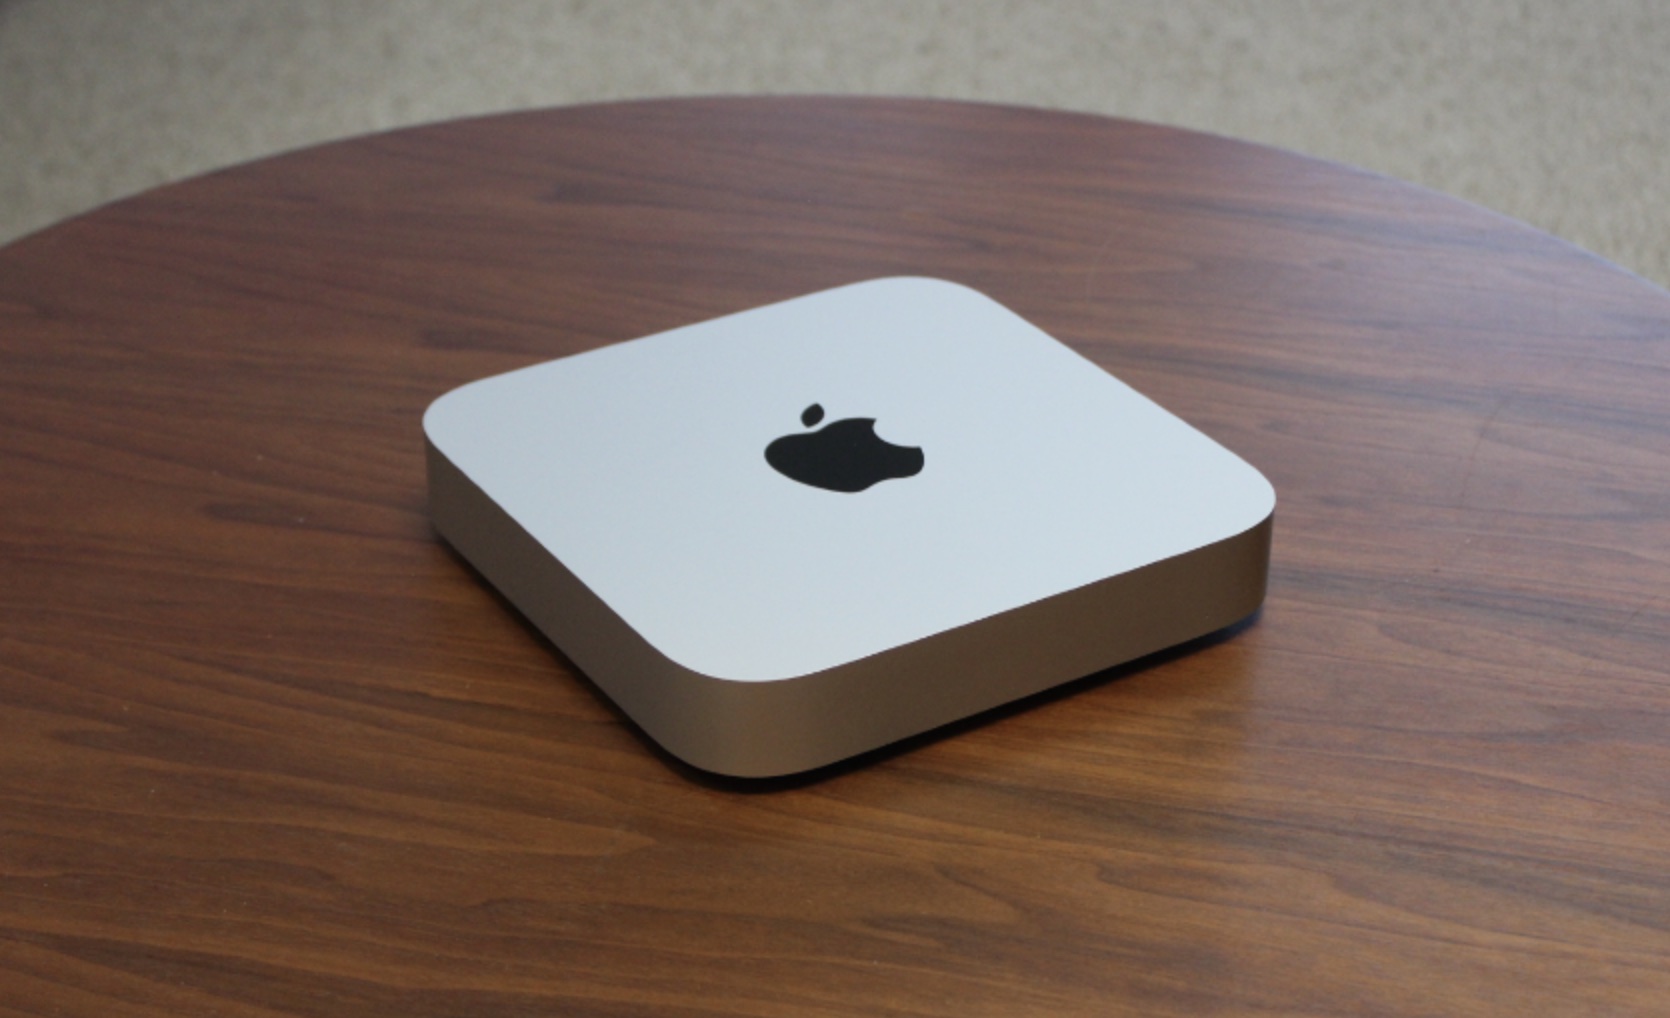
3 97 1668 1016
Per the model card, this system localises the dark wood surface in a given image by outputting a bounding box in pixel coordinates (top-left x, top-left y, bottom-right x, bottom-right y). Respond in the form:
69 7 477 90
3 97 1668 1016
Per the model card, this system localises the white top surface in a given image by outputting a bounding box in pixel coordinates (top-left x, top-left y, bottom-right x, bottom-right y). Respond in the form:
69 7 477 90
424 277 1274 682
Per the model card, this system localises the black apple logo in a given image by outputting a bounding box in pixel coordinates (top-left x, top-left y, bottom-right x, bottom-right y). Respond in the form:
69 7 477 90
764 403 925 493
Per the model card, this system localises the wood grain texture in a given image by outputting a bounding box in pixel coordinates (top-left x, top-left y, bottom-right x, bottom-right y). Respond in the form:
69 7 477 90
2 97 1668 1016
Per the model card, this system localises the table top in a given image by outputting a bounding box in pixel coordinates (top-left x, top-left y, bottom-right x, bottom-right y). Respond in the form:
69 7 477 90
3 96 1668 1017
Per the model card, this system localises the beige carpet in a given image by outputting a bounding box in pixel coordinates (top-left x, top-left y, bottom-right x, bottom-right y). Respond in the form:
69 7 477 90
3 0 1667 290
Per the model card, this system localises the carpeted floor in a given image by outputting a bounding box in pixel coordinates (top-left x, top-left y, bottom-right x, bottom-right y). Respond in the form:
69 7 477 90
3 0 1666 289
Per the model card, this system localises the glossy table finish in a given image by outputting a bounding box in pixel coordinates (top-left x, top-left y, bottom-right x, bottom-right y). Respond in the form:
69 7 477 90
3 98 1668 1016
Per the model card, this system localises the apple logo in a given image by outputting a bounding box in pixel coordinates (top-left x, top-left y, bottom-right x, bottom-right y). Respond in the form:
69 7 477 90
764 403 925 493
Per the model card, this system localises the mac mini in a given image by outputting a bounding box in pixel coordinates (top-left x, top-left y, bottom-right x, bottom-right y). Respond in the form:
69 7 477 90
424 277 1274 777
